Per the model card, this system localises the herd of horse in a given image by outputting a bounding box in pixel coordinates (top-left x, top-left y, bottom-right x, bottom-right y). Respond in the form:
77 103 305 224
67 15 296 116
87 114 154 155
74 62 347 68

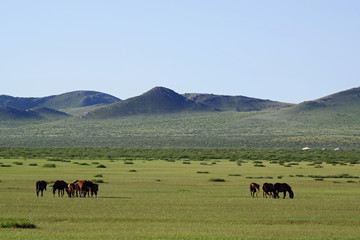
35 180 99 198
250 182 294 199
36 180 292 199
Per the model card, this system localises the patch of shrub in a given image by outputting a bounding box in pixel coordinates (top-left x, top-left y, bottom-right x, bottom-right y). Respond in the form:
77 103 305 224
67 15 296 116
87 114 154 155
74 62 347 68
0 218 36 229
228 174 241 176
12 161 23 165
29 163 37 166
197 171 209 174
124 161 134 165
296 174 304 177
91 179 104 183
47 158 70 162
314 178 324 181
308 174 359 179
209 178 226 182
1 164 11 167
254 164 265 167
346 180 356 183
94 174 103 177
92 162 100 165
97 164 106 168
200 162 214 166
42 164 56 168
277 176 283 179
129 169 137 172
183 161 191 164
79 163 90 166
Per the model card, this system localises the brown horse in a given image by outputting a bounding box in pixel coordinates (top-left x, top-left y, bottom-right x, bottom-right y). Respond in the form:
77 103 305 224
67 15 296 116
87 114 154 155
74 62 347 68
249 182 260 198
36 180 48 197
73 180 92 197
274 183 294 199
66 183 76 198
262 183 275 198
52 180 68 197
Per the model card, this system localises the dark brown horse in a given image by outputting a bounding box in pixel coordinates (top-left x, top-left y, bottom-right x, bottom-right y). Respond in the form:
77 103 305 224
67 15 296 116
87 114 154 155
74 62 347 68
274 183 294 199
36 180 48 197
89 182 99 198
249 182 260 198
262 183 275 198
52 180 68 197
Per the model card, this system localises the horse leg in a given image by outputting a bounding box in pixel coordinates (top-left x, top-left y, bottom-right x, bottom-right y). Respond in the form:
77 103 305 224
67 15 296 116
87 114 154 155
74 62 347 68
283 191 286 199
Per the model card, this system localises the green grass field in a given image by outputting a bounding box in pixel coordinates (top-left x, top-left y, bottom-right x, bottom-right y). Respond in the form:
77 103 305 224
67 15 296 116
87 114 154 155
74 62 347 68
0 157 359 239
1 109 360 149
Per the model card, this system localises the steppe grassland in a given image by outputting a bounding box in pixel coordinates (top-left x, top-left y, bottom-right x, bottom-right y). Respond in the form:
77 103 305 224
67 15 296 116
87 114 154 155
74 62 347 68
0 158 359 239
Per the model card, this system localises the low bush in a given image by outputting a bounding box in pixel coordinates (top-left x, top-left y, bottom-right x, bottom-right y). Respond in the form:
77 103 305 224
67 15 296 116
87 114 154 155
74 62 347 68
209 178 226 182
254 164 265 167
47 158 70 162
0 218 36 229
97 164 106 168
43 164 56 168
91 179 104 183
94 174 103 177
12 161 23 165
79 163 90 166
228 174 241 176
29 163 37 166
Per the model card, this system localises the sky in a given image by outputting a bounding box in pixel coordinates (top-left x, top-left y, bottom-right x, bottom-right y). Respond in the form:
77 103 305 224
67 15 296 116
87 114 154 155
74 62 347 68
1 1 359 103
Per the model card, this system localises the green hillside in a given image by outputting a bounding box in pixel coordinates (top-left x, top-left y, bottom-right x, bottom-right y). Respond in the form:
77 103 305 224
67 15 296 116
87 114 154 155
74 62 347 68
1 86 360 149
0 90 120 110
30 107 70 120
82 87 216 119
183 93 293 111
0 107 41 121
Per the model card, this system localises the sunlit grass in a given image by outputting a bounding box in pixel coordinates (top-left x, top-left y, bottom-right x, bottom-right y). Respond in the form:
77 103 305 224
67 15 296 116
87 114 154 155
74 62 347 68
0 158 359 239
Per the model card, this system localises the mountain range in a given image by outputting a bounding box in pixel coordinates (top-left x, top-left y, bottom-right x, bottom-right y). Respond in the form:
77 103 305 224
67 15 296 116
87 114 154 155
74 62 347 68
0 86 359 121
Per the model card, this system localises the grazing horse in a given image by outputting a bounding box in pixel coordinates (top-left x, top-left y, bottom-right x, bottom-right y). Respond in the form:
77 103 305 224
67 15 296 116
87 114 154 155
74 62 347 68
249 182 260 198
52 180 68 197
36 180 48 197
262 183 275 198
73 180 92 197
274 183 294 199
66 183 76 198
89 182 99 198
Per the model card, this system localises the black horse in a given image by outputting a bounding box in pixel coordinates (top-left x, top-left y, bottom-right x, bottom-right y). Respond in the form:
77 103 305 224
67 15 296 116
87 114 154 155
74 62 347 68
36 180 48 197
274 183 294 199
52 180 68 197
262 183 275 198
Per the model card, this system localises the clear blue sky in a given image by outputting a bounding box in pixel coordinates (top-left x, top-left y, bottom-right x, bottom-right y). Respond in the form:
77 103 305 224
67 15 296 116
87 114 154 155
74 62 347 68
1 1 359 103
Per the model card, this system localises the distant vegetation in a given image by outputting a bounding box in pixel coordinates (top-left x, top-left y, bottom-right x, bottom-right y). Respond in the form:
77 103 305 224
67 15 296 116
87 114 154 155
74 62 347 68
0 147 358 164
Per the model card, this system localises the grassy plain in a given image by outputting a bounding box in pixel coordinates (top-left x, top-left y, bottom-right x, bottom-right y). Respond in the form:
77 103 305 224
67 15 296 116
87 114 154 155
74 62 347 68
0 157 359 239
1 109 360 149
